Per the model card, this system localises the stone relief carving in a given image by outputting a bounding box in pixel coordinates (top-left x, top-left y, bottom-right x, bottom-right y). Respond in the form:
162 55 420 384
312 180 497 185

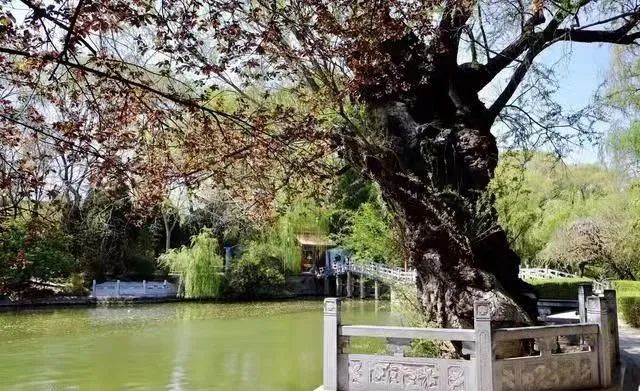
324 300 337 313
447 365 465 391
349 360 363 384
578 358 592 384
501 356 597 391
347 359 445 390
501 367 516 391
475 303 491 320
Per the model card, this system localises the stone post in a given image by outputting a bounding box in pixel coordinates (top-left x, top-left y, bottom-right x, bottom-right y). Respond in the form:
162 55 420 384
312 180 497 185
346 271 352 298
474 301 494 391
336 275 342 297
323 298 341 391
92 280 97 298
142 280 147 296
587 296 613 388
578 283 593 323
374 280 380 300
359 276 365 299
116 280 120 297
603 289 620 363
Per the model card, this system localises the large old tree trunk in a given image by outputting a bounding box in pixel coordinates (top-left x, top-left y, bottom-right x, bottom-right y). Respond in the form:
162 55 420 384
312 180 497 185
342 102 537 328
339 35 537 328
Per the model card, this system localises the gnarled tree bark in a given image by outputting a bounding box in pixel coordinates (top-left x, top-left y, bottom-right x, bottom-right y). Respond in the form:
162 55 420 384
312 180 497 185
338 30 540 328
334 1 640 328
340 99 536 328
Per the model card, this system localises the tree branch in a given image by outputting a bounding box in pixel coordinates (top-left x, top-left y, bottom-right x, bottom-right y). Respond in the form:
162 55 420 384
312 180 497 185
488 43 543 119
0 47 249 128
19 0 97 55
553 12 640 44
437 0 474 66
478 0 599 90
485 3 639 120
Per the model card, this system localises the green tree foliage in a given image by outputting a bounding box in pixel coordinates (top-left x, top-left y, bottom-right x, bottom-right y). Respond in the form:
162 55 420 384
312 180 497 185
238 200 333 274
338 202 403 267
493 151 635 278
0 217 75 298
158 229 224 298
331 168 378 211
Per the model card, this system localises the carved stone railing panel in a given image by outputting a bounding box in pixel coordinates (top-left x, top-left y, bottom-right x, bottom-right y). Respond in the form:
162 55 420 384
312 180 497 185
338 354 474 391
493 351 598 391
321 297 618 391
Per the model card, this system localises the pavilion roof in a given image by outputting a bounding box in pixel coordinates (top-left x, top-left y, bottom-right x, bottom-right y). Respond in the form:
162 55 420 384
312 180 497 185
295 233 335 247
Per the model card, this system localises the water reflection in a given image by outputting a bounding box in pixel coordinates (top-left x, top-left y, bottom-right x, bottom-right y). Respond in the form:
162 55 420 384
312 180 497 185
0 300 393 390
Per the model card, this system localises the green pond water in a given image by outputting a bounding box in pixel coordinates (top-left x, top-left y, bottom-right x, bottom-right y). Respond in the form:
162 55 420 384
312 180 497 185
0 300 397 391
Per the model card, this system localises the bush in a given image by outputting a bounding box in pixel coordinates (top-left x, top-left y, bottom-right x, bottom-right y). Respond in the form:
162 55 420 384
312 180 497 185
528 277 592 300
62 273 89 296
612 280 640 297
225 256 286 299
619 296 640 328
612 281 640 328
0 218 75 298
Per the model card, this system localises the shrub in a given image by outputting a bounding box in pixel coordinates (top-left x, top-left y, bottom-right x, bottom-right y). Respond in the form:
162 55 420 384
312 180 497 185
612 280 640 297
0 218 75 298
62 273 89 296
528 277 592 300
226 256 286 299
612 281 640 328
619 296 640 328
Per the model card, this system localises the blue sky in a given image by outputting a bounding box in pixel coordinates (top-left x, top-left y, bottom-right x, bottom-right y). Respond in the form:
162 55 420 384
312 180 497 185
530 42 613 164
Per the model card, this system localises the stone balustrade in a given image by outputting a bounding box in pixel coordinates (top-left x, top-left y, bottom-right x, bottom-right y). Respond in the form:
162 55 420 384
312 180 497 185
318 292 619 391
91 280 177 298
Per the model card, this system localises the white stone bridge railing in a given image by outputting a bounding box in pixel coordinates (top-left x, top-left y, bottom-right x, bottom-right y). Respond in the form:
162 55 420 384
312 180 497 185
91 280 178 298
328 260 416 285
519 267 609 292
318 292 619 391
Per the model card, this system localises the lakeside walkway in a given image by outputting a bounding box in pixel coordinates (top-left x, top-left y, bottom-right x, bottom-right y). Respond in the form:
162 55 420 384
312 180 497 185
619 324 640 390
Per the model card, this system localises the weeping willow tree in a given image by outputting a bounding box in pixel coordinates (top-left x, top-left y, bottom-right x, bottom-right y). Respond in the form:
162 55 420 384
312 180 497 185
243 200 333 274
158 229 224 298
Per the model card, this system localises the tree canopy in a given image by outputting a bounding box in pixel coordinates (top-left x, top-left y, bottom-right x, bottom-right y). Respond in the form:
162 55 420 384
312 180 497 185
2 0 640 327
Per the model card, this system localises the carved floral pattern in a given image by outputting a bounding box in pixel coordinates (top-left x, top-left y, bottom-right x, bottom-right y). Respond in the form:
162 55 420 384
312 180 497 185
349 360 363 384
324 300 336 313
475 304 491 319
447 366 464 391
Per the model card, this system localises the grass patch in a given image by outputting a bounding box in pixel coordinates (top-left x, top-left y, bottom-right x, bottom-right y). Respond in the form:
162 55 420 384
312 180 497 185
612 280 640 297
345 336 440 357
528 277 592 300
612 280 640 328
619 296 640 328
346 336 387 354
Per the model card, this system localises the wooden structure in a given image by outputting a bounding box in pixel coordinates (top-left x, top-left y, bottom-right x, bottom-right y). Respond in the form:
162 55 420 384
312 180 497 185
318 292 620 391
297 233 335 273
